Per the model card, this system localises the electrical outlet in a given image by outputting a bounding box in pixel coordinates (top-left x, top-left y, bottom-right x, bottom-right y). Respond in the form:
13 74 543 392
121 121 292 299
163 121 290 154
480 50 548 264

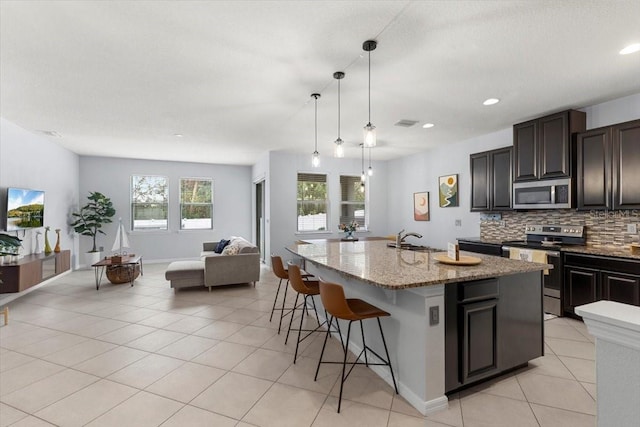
429 306 439 326
455 219 462 227
628 224 638 234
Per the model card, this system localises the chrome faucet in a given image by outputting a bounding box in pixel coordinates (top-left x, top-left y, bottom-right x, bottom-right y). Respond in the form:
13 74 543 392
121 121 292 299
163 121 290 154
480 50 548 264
396 229 423 246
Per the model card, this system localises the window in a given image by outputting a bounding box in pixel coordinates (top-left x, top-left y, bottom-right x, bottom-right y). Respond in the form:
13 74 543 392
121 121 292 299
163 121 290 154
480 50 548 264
131 175 168 230
340 175 366 230
180 178 213 230
297 173 327 232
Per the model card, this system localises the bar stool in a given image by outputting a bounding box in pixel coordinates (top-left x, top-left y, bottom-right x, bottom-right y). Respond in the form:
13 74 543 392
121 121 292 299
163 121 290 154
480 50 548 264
269 255 313 334
314 280 398 413
285 262 341 363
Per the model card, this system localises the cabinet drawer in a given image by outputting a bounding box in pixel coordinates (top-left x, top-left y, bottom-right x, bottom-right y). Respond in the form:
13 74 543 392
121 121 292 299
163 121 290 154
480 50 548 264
459 279 499 303
564 252 640 274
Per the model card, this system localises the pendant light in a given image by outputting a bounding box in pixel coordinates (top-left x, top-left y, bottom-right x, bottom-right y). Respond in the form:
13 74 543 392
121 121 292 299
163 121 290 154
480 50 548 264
360 143 366 192
367 147 373 176
360 143 366 183
333 71 345 158
311 93 321 167
362 40 377 148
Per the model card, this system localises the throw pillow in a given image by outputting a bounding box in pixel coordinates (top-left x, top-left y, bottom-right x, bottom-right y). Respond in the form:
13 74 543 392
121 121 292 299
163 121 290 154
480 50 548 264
221 244 240 255
215 239 230 254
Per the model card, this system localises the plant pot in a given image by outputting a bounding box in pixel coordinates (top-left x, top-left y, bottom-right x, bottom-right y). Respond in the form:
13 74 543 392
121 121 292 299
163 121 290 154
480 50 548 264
85 251 102 267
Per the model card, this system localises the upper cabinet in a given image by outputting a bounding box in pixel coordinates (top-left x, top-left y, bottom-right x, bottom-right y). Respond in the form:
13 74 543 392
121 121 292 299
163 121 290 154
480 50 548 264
470 146 512 212
513 110 586 182
577 119 640 210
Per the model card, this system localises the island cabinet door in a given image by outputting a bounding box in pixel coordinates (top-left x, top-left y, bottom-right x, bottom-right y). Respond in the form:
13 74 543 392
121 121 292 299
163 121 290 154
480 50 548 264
461 299 499 383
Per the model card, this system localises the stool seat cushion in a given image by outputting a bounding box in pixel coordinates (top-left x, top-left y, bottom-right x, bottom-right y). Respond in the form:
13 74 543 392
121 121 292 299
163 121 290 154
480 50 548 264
345 298 390 320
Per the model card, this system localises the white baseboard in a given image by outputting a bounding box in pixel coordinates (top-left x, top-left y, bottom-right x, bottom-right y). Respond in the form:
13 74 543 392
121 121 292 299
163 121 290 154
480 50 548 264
0 270 73 306
307 306 449 416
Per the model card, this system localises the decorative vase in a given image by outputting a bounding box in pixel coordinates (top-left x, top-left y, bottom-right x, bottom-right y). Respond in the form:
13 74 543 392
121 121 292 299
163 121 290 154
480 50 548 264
345 230 354 240
34 232 42 255
54 229 61 253
44 228 52 255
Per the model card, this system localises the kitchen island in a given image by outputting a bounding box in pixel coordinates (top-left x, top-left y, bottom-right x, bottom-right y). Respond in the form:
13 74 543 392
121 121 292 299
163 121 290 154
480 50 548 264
287 239 551 415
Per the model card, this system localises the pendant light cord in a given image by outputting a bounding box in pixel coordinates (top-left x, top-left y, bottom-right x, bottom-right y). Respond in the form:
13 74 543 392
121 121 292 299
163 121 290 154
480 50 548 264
337 79 341 139
314 96 318 152
368 49 371 123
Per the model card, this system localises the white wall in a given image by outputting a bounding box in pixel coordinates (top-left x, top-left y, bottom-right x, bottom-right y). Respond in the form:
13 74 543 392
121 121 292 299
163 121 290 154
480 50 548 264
251 151 269 260
386 128 512 249
78 156 252 265
267 151 388 261
582 92 640 129
386 92 640 250
0 118 79 262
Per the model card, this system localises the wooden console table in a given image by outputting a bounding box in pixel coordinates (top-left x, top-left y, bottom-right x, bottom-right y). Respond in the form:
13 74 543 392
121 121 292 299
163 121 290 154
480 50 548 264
0 250 70 293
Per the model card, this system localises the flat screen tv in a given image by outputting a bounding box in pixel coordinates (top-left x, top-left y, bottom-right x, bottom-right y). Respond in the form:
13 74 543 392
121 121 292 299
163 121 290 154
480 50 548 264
6 187 45 231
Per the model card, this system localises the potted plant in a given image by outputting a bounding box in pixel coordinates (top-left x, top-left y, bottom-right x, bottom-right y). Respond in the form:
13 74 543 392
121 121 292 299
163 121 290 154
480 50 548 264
70 191 116 266
0 233 22 265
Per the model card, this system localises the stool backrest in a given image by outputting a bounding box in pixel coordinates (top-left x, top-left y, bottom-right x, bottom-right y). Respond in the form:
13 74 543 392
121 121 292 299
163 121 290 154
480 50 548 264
270 255 288 280
319 280 354 320
287 262 311 294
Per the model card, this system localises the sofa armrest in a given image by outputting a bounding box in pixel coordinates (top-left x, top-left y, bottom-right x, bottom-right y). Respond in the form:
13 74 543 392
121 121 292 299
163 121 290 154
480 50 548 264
203 241 219 252
204 252 260 287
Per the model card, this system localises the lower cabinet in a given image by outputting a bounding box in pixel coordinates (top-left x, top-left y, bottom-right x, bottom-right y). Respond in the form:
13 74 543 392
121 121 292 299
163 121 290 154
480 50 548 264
564 252 640 316
564 266 599 316
461 299 498 383
601 271 640 306
445 273 543 392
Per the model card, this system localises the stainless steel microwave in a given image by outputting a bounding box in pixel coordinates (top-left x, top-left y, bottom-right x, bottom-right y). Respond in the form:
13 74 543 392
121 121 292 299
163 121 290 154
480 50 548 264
512 178 572 209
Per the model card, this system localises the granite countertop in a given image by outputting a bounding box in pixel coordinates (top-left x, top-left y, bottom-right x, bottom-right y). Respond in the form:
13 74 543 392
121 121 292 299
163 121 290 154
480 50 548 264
562 245 640 261
457 237 640 261
287 240 550 290
456 237 504 245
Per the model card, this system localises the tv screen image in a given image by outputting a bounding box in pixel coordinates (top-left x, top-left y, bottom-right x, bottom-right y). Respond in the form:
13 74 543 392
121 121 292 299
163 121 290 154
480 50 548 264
6 188 45 231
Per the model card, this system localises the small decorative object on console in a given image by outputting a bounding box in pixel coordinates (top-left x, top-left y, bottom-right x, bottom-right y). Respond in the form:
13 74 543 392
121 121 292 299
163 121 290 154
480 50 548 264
54 228 61 253
44 226 52 255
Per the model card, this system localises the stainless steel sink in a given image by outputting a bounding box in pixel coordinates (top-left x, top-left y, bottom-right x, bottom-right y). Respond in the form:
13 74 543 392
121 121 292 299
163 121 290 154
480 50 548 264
386 243 440 252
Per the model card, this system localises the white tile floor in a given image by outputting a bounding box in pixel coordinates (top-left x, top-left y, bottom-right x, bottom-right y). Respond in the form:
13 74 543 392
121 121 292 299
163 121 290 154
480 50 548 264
0 263 597 426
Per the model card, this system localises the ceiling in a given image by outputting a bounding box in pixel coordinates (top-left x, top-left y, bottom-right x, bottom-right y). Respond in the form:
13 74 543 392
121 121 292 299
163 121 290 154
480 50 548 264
1 1 639 166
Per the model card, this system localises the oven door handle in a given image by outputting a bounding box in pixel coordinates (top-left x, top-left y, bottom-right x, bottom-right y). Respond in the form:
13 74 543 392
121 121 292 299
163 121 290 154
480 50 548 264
502 246 560 258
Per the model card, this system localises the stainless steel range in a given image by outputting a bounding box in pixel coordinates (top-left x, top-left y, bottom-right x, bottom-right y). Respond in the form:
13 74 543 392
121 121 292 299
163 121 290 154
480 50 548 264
502 225 586 316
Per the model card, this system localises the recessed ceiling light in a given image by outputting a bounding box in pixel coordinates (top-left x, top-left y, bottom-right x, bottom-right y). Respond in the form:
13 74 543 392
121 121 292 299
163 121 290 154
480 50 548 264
619 43 640 55
483 98 500 106
173 134 183 138
422 123 435 129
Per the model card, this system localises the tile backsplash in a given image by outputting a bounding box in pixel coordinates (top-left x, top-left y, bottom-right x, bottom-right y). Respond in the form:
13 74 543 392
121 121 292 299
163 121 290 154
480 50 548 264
480 209 640 247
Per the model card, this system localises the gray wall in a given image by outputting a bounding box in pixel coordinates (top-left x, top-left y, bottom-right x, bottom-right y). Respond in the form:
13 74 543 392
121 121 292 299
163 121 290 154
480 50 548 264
78 156 252 265
0 118 80 262
386 92 640 250
267 151 388 261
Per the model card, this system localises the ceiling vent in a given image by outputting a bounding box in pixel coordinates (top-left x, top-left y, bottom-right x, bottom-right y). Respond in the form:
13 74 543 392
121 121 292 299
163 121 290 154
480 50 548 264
394 119 419 128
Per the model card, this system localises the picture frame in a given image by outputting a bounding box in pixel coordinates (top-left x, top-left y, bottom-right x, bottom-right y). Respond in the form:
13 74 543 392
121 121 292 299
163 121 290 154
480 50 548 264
413 191 430 221
439 174 459 207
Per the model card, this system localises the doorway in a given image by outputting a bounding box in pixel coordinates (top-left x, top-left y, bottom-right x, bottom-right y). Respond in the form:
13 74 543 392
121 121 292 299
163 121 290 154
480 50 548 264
255 180 265 262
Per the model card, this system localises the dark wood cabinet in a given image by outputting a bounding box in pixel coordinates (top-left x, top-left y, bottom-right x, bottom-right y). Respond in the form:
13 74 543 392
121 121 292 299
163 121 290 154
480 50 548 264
445 274 542 392
0 250 71 293
577 119 640 210
564 266 599 316
461 299 499 383
601 271 640 306
612 120 640 209
513 110 586 182
470 146 512 212
563 252 640 316
513 120 538 181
